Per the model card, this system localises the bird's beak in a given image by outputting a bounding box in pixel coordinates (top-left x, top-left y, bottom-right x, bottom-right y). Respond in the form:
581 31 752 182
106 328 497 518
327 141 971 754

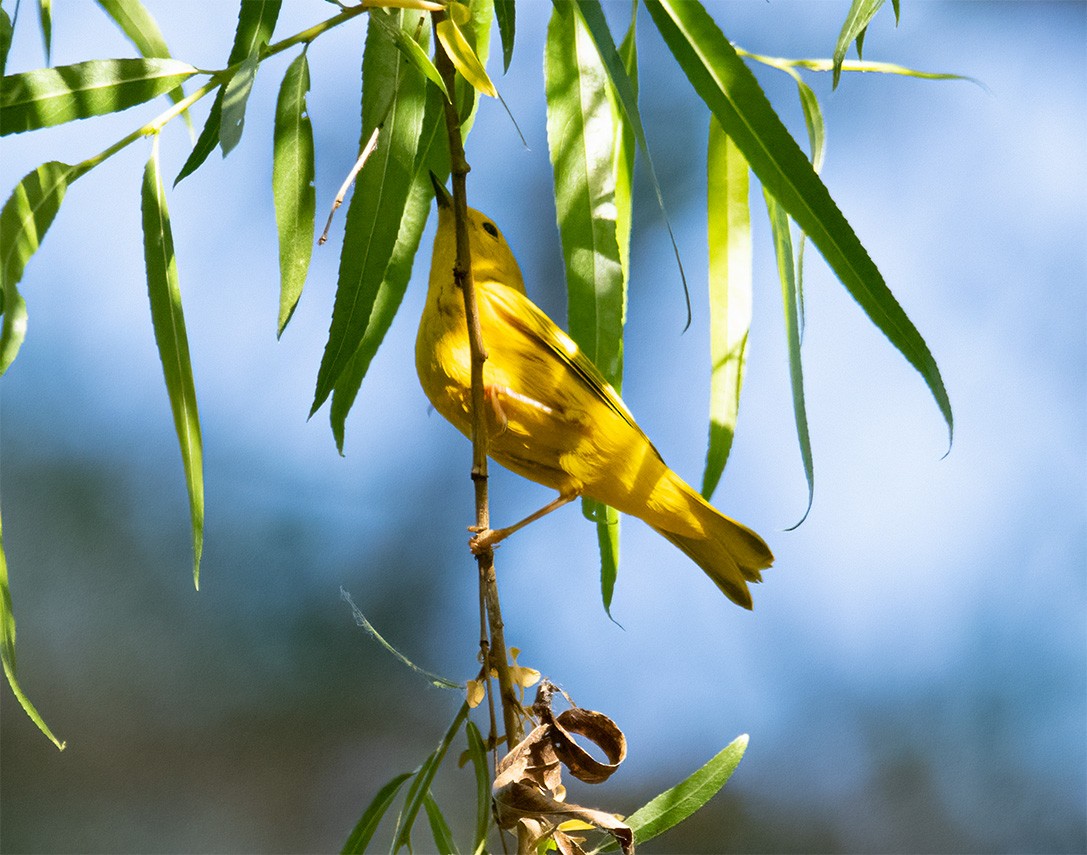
429 171 451 209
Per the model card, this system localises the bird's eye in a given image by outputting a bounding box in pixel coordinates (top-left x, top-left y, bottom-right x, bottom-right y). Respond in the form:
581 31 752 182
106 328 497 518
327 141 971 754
482 222 499 238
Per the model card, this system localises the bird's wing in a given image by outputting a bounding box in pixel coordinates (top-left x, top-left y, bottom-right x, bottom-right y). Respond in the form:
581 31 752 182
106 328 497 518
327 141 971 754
481 280 658 453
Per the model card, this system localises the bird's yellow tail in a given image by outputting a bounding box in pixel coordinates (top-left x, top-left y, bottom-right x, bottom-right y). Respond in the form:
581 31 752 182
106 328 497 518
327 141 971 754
648 474 773 610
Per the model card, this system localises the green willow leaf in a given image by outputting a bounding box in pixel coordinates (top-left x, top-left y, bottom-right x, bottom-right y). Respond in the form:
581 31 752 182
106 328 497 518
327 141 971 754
94 0 191 121
423 792 459 855
464 721 489 851
273 50 315 337
572 0 691 326
227 0 281 65
600 735 748 850
546 2 629 615
645 0 953 445
0 160 87 374
173 0 281 184
0 58 198 135
1 7 14 77
370 10 449 101
764 189 813 528
174 91 223 186
141 139 204 587
310 9 428 417
494 0 515 72
435 15 496 98
219 50 259 155
393 703 471 853
702 120 751 501
330 170 436 452
833 0 885 88
737 48 983 87
341 771 413 855
37 0 52 66
0 508 65 749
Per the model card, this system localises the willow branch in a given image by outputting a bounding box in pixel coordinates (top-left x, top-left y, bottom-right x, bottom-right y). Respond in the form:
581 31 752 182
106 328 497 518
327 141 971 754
431 13 523 754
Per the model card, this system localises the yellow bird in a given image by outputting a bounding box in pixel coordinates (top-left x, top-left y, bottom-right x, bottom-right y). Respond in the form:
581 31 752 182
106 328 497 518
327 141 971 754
416 178 773 609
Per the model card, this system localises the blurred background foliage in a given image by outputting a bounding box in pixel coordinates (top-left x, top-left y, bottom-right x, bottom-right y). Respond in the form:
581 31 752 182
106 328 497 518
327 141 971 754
1 1 1084 852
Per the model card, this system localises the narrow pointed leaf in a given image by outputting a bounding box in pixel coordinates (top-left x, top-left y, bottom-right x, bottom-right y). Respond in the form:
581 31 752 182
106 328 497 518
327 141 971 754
174 90 223 185
341 772 413 855
645 0 952 444
572 0 691 325
369 10 449 101
702 120 750 500
892 0 901 24
0 58 198 135
546 2 629 613
220 50 260 155
142 141 204 586
174 0 281 184
94 0 191 121
423 792 459 855
330 170 436 451
37 0 51 66
1 160 86 374
737 48 983 88
600 735 748 850
435 16 496 98
1 8 14 77
393 703 471 853
494 0 515 72
273 51 315 336
764 189 812 527
310 10 428 416
832 0 885 88
227 0 281 65
0 510 65 749
465 721 490 851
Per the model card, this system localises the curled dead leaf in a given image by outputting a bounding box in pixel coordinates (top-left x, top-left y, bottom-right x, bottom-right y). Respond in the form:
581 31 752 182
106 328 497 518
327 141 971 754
493 681 633 854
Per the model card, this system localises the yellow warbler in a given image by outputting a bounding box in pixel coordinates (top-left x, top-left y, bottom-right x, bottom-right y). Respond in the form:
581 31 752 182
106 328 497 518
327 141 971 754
416 178 773 609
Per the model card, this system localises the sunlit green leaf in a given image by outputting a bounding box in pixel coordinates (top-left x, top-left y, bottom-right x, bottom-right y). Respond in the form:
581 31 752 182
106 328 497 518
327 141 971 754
219 50 259 155
273 51 315 337
737 47 982 87
702 120 750 501
0 58 198 135
341 771 413 855
370 10 449 101
37 0 52 66
464 720 489 851
646 0 952 445
311 9 428 417
494 0 515 72
1 8 14 77
764 189 813 527
174 0 281 184
330 170 436 452
141 138 204 586
227 0 281 65
546 1 630 614
0 160 86 374
423 792 459 855
174 91 223 185
0 506 65 749
833 0 885 88
572 0 691 325
94 0 191 123
599 735 748 850
436 15 496 98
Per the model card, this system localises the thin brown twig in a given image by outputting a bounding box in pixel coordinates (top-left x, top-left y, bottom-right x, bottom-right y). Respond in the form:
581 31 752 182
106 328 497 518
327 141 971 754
432 9 529 853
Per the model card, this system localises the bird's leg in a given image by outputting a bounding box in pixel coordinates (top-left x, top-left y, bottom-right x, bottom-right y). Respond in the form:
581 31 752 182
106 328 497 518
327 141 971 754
469 490 579 554
484 384 509 435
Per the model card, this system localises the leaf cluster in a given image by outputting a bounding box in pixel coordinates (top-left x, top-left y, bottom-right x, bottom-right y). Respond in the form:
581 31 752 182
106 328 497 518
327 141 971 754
0 0 967 805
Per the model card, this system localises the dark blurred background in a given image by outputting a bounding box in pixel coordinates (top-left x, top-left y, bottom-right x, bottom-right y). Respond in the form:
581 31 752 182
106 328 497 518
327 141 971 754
1 2 1084 853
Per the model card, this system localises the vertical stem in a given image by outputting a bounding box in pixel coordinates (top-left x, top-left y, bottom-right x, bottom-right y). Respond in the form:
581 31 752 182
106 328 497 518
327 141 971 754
431 12 524 755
